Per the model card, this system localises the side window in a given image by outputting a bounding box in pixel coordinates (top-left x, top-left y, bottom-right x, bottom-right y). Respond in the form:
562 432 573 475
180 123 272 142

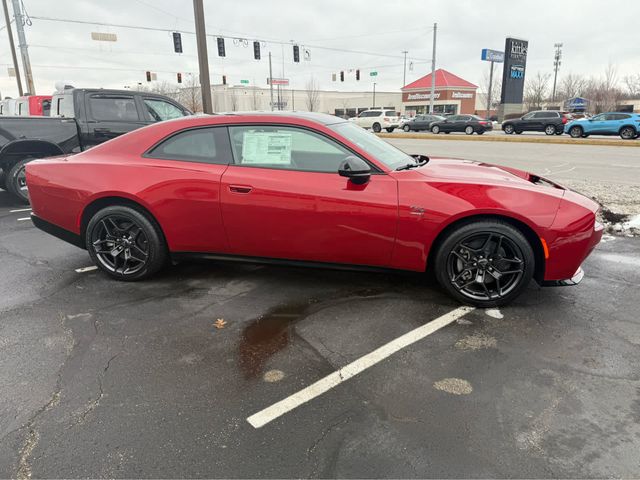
89 95 139 122
229 125 352 173
591 114 605 121
522 112 535 120
147 127 231 165
385 111 398 117
144 98 186 122
611 114 630 120
42 100 51 116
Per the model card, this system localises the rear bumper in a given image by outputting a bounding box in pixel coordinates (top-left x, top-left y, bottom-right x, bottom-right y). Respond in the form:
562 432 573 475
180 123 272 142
31 214 85 249
541 267 584 286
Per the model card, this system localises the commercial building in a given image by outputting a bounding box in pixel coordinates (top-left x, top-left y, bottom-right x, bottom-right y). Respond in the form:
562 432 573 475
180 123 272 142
400 69 478 115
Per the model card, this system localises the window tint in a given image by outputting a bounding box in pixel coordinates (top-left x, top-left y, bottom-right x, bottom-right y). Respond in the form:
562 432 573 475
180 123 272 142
522 112 535 120
89 95 139 121
148 127 231 165
591 114 606 121
610 113 630 120
228 125 352 172
144 98 185 121
363 111 381 117
384 111 398 117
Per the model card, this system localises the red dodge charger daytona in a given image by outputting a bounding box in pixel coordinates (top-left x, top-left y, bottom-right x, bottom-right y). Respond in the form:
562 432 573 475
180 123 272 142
26 112 603 307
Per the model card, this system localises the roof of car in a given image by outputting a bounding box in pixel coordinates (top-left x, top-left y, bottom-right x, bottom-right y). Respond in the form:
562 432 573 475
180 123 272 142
190 111 347 126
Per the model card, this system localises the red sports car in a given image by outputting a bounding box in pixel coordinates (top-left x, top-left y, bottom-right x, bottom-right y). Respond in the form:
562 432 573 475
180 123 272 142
26 112 603 307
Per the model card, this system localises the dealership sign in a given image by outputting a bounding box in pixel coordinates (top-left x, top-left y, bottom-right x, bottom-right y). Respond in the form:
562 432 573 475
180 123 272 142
407 92 440 101
452 91 473 99
481 49 504 63
500 37 528 105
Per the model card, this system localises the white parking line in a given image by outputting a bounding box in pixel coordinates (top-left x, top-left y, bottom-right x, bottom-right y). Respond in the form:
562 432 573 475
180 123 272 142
10 208 32 213
17 217 32 222
75 266 98 273
247 306 475 429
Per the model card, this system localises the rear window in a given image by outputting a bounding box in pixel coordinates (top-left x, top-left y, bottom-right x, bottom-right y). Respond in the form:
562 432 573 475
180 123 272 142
89 95 139 122
385 111 398 117
148 127 231 165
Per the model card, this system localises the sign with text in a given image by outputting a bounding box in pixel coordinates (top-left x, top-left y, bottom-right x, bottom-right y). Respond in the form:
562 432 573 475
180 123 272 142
500 38 528 104
267 78 289 86
241 132 292 165
481 49 504 63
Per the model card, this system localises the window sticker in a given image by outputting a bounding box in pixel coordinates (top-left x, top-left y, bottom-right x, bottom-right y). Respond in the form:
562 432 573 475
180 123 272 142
241 132 292 164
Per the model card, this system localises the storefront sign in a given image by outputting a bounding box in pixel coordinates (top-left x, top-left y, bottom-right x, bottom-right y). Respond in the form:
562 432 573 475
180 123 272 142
407 92 440 101
500 37 528 104
451 91 473 99
481 49 504 63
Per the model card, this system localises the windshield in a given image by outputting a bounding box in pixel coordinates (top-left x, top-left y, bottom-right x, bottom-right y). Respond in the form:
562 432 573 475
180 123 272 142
329 122 415 170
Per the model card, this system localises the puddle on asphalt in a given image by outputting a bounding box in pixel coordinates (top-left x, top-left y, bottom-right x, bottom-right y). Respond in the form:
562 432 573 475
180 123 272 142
238 288 386 379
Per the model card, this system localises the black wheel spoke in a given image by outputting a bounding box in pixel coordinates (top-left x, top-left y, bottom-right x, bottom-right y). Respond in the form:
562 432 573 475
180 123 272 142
92 214 149 275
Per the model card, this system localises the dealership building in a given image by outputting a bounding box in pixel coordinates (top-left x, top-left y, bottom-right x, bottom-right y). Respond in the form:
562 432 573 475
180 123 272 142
401 69 478 115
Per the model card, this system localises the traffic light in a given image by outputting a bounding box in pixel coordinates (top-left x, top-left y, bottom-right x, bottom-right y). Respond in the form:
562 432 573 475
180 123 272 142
217 37 226 57
293 45 300 62
253 41 261 60
146 71 152 82
356 69 360 80
172 32 182 53
340 71 344 82
222 75 227 85
177 72 182 84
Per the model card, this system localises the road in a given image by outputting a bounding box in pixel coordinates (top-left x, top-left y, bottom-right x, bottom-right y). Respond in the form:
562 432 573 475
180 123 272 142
387 137 640 216
1 189 639 478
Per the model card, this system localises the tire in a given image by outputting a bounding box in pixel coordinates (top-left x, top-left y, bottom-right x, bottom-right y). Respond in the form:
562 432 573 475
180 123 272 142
0 170 6 190
555 130 563 135
619 126 636 140
433 219 535 307
6 158 32 204
477 131 485 135
444 131 450 134
515 130 522 134
386 127 395 133
372 123 381 133
503 124 515 134
544 124 557 135
403 125 410 132
86 205 168 281
465 125 474 135
568 126 583 138
431 125 440 134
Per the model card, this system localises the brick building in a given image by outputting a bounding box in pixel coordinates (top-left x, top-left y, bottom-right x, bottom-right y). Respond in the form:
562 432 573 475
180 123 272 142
401 69 478 115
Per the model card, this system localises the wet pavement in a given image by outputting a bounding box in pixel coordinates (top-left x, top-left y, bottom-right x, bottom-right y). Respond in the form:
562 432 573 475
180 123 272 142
1 188 639 478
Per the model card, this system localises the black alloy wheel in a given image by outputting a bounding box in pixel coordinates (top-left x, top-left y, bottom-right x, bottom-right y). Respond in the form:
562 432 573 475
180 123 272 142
620 126 636 140
372 123 381 133
7 158 32 204
86 205 167 281
434 220 534 307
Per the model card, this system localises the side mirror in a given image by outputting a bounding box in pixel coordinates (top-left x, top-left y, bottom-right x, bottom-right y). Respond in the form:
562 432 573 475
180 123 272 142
338 156 371 185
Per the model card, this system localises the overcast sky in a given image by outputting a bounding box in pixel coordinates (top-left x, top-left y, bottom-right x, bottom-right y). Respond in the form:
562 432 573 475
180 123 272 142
0 0 639 98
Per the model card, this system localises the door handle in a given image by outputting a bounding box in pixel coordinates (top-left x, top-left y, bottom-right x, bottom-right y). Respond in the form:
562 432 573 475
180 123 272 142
94 128 112 134
228 185 252 194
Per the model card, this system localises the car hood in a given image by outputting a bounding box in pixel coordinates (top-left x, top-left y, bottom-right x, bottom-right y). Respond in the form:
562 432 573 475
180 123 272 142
411 158 566 193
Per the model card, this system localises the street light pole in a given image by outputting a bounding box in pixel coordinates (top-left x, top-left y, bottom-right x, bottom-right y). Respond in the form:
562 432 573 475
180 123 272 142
429 23 437 114
2 0 22 96
486 60 494 120
372 82 376 108
10 0 33 94
402 50 408 87
552 42 563 103
268 51 274 111
192 0 212 113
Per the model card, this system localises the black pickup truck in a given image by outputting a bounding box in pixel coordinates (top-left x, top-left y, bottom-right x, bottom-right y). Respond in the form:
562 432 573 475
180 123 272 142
0 87 191 203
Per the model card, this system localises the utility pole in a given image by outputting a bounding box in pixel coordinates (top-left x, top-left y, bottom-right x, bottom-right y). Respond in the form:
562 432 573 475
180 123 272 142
429 23 437 114
401 50 408 87
552 43 563 103
10 0 33 94
192 0 212 113
372 82 376 108
268 51 274 111
486 60 495 120
2 0 22 96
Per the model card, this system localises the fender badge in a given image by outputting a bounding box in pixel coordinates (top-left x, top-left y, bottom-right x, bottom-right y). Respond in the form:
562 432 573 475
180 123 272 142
410 206 425 216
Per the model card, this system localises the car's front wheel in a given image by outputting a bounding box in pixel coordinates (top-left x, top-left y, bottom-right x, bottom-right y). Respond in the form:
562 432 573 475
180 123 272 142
433 220 535 307
431 125 440 134
503 124 515 134
620 126 636 140
86 205 168 281
569 126 583 138
544 124 557 135
403 124 411 132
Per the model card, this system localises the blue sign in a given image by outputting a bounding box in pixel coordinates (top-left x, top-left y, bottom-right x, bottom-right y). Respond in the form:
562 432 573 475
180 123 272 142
567 97 586 107
481 48 505 63
510 65 525 79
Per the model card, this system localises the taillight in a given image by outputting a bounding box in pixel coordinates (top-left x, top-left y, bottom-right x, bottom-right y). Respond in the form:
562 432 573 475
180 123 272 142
384 117 390 121
562 117 568 124
479 121 489 126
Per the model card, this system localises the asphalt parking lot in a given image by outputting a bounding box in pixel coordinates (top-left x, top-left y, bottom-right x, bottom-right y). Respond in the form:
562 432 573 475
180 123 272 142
1 179 640 478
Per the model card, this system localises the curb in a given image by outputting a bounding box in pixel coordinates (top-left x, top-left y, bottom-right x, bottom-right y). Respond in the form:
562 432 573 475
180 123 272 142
377 132 640 147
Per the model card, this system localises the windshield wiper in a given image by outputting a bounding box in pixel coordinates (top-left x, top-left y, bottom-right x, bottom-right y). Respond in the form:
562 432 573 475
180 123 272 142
395 157 428 171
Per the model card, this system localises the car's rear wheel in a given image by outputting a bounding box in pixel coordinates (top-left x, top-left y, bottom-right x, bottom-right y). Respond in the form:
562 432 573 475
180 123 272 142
6 158 32 204
620 126 636 140
372 123 381 133
465 125 474 135
431 125 440 134
434 220 534 307
515 130 522 134
86 205 168 281
503 124 515 134
386 127 395 133
403 124 410 132
544 124 556 135
569 126 583 138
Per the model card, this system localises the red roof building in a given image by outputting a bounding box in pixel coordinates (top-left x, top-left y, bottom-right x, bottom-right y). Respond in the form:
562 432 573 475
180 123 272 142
401 68 478 115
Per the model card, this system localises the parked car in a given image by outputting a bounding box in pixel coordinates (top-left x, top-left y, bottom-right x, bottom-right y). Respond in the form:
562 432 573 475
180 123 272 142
351 109 400 133
565 112 640 139
502 110 569 135
26 112 602 307
0 87 190 203
402 114 446 132
430 115 493 135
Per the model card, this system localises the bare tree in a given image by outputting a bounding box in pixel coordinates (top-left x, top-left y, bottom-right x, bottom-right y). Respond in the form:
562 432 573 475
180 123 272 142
524 72 551 110
623 73 640 98
583 63 624 113
177 74 202 113
558 73 587 100
141 80 178 98
480 67 502 112
305 77 320 112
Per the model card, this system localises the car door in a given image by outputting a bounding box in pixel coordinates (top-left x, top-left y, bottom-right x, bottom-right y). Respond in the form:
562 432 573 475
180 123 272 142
439 116 456 132
587 114 607 134
82 93 148 149
517 112 535 131
605 113 627 135
413 115 426 130
220 124 398 267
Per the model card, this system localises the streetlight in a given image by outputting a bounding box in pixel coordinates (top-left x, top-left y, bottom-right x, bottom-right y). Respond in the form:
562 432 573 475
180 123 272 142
372 82 377 108
552 43 563 103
